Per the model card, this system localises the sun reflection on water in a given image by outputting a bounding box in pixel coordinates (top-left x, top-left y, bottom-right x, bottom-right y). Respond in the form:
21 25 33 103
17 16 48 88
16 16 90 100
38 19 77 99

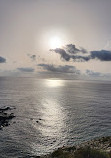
39 99 65 138
30 98 66 155
30 79 66 155
45 79 64 88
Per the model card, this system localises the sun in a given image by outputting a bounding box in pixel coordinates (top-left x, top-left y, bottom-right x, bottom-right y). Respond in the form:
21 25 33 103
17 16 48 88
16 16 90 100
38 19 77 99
49 36 62 49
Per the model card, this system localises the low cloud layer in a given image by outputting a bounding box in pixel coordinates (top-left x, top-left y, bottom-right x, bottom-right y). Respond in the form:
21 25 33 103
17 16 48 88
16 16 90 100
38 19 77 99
86 70 102 77
50 44 111 62
38 64 80 74
85 69 111 78
0 56 6 63
17 67 34 72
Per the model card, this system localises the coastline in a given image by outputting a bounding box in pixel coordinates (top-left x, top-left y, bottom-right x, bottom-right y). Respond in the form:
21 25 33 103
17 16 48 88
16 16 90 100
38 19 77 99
39 136 111 158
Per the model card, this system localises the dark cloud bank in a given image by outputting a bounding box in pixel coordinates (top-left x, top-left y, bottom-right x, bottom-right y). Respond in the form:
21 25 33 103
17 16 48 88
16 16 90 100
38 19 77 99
0 56 6 63
37 64 111 79
15 64 111 79
38 64 80 74
50 44 111 62
17 67 34 72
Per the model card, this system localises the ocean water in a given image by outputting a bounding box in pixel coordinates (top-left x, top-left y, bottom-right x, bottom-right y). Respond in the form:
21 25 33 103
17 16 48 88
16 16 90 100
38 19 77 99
0 77 111 158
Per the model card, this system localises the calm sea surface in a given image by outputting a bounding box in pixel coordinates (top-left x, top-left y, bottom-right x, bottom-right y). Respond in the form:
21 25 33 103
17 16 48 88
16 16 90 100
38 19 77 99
0 77 111 157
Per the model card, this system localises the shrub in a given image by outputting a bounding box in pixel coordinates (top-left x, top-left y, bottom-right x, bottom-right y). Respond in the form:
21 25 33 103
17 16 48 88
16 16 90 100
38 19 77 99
51 148 72 158
50 146 110 158
74 146 110 158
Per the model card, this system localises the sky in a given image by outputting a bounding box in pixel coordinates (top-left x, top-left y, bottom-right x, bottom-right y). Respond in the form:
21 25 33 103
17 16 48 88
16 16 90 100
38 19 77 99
0 0 111 79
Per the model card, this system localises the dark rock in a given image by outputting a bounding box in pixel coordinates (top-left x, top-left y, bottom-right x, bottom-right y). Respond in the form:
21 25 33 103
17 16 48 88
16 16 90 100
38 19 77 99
0 107 11 111
0 107 15 129
3 113 7 115
0 113 15 121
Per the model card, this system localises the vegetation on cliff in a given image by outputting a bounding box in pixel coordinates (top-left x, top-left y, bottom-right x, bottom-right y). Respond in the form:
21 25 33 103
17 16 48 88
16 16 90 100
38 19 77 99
40 136 111 158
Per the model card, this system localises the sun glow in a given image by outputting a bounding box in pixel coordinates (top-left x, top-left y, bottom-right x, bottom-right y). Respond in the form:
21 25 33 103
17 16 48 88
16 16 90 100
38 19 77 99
46 79 64 87
49 36 62 49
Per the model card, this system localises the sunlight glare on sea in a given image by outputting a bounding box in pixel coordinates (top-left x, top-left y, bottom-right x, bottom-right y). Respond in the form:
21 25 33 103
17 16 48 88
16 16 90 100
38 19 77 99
45 79 64 87
0 77 111 157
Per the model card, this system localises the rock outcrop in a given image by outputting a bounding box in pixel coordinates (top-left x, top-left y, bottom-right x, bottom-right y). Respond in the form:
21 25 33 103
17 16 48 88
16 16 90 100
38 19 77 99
0 107 15 130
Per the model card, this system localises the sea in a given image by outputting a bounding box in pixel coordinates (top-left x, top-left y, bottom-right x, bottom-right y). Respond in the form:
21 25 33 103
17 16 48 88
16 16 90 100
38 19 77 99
0 77 111 158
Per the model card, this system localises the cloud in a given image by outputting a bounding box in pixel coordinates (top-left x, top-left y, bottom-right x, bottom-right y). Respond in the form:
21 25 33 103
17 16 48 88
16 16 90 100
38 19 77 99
0 56 6 63
50 47 90 62
30 54 36 61
50 44 111 62
50 48 71 61
85 69 111 79
90 50 111 61
85 70 102 77
17 67 34 72
38 64 80 74
50 44 90 62
27 54 36 61
65 44 80 54
79 47 88 54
